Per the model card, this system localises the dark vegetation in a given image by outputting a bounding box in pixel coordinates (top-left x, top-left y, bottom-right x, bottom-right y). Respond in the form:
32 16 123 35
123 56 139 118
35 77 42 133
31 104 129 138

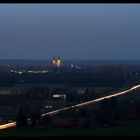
0 64 140 87
0 64 140 135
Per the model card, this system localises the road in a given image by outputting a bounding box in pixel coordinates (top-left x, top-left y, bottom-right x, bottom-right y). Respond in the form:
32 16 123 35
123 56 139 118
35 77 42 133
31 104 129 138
1 84 140 129
41 84 140 117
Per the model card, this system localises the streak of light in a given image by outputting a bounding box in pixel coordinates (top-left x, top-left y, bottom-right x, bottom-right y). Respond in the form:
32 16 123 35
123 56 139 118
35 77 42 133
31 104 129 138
41 85 140 117
1 84 140 130
0 122 16 130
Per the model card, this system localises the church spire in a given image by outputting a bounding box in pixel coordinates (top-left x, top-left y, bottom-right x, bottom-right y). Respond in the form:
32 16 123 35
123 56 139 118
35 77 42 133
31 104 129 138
58 54 60 60
53 54 55 60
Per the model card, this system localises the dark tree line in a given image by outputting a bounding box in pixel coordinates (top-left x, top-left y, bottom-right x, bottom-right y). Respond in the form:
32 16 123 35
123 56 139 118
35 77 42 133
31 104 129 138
1 64 140 87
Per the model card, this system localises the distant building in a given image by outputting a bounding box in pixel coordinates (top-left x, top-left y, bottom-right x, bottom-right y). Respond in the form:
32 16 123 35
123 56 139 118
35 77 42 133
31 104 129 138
52 94 66 102
52 55 61 68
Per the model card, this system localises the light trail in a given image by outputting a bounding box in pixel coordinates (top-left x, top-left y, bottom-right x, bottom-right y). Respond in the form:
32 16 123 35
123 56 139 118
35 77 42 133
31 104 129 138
1 84 140 130
41 84 140 117
0 122 16 130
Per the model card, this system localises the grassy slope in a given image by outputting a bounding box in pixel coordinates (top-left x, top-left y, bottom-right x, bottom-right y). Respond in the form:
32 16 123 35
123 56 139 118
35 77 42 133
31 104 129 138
1 123 140 137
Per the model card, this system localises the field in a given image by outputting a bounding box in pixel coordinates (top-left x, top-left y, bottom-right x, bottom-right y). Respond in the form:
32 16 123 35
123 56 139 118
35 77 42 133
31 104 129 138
0 83 132 120
0 83 126 95
0 83 67 91
1 122 140 137
0 83 140 137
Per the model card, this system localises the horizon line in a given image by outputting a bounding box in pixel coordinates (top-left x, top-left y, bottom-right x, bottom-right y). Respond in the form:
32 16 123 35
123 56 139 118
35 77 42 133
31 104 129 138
0 59 139 61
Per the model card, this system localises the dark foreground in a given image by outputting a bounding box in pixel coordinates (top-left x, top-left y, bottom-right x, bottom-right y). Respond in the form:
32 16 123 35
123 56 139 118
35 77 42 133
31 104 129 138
0 124 140 137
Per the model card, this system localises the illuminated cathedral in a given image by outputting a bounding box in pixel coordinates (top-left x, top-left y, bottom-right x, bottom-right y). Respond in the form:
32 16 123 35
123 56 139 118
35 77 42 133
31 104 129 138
52 55 61 68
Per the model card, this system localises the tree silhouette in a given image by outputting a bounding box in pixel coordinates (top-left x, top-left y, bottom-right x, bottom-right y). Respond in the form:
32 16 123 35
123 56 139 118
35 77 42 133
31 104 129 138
96 97 118 127
16 107 27 127
41 115 53 128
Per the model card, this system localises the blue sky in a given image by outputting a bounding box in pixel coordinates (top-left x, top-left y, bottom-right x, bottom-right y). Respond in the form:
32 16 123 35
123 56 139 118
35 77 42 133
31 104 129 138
0 4 140 60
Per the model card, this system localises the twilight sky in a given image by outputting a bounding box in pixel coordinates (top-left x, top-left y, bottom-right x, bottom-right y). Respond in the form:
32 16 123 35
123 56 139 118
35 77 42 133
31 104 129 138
0 4 140 60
